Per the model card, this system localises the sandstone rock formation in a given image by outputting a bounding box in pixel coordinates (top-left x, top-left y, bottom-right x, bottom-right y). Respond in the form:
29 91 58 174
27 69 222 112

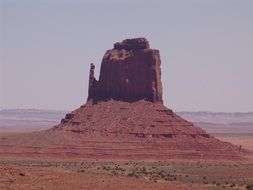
48 37 246 160
88 38 163 103
0 38 246 161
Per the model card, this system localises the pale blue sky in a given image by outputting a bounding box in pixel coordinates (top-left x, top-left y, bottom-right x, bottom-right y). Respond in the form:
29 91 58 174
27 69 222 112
1 0 253 112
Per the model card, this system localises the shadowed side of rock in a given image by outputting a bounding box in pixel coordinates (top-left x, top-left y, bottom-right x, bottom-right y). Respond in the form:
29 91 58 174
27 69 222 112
88 38 163 103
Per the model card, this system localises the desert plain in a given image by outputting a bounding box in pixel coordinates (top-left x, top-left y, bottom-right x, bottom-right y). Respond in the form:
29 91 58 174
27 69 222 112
1 109 253 190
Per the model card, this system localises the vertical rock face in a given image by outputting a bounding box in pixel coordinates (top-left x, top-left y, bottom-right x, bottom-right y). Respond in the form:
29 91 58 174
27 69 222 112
88 38 163 103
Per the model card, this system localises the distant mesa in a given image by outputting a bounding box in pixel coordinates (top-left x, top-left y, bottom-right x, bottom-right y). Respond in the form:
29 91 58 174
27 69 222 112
88 37 163 103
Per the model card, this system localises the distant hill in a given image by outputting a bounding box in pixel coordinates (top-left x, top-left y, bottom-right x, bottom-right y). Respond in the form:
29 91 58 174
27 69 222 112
177 111 253 134
0 109 67 132
0 109 252 133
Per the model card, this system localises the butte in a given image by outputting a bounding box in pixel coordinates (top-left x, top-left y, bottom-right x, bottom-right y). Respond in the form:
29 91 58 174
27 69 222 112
52 38 245 160
0 38 246 160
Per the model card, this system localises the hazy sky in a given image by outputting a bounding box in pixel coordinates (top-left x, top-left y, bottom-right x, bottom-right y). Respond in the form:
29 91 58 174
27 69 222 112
1 0 253 112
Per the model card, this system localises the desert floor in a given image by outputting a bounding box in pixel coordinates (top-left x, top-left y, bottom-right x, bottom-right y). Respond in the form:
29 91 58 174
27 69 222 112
1 113 253 190
1 158 253 190
0 131 253 190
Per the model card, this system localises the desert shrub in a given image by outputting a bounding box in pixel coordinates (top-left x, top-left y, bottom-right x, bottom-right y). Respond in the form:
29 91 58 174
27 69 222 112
246 184 253 190
165 177 172 181
111 170 117 176
140 166 146 174
127 172 139 178
160 174 165 179
230 183 235 188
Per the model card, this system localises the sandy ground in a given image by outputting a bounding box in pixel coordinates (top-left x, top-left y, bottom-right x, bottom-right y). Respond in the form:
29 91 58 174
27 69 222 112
215 134 253 152
214 134 253 163
1 159 253 190
0 162 205 190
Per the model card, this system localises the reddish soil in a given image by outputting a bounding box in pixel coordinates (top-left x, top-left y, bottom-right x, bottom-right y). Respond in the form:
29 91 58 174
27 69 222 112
0 163 205 190
215 134 253 161
1 160 252 190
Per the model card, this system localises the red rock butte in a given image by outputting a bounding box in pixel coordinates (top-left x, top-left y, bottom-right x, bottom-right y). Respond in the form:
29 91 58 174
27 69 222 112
53 38 246 160
0 38 247 161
